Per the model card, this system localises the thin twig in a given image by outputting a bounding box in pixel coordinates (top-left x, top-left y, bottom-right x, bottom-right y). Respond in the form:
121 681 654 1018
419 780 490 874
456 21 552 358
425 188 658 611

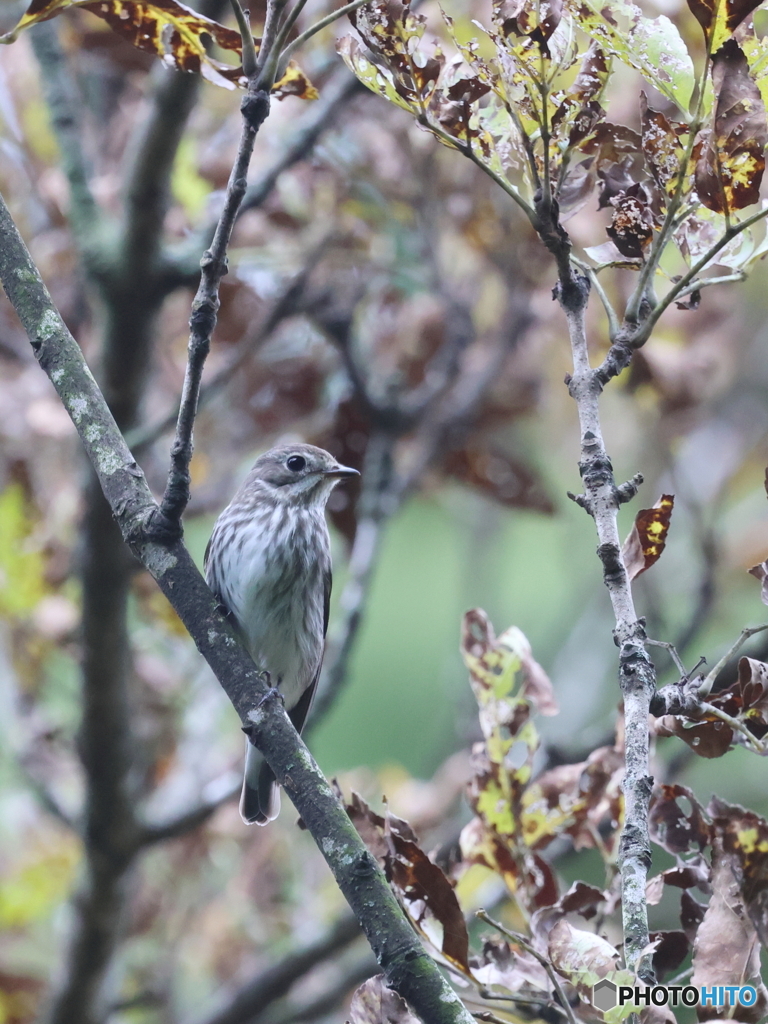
128 235 329 453
138 780 241 846
279 0 373 68
564 278 656 980
631 206 768 348
572 257 620 341
672 271 746 301
229 0 257 75
476 911 579 1024
189 914 363 1024
698 701 764 754
698 623 768 697
158 67 272 526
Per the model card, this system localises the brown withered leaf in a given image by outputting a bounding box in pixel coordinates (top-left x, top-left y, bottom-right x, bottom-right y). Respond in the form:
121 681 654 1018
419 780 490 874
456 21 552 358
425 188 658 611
650 930 689 981
691 827 768 1022
680 890 706 943
645 860 711 906
649 784 710 855
606 183 655 260
349 976 421 1024
520 743 623 853
695 39 767 215
640 93 684 197
0 0 316 96
735 657 768 738
559 120 640 217
686 0 762 53
658 662 768 756
675 288 701 310
655 715 735 757
385 811 471 972
495 0 562 55
344 790 471 974
621 494 674 581
551 42 609 147
530 880 612 957
711 797 768 949
444 445 554 514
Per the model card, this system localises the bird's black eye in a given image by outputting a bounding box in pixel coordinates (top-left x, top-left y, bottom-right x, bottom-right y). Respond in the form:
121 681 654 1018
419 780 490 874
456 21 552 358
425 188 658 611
286 455 306 472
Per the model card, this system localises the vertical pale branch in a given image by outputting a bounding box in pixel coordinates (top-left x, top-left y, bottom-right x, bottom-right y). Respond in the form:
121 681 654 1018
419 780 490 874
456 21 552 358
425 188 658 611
561 277 655 979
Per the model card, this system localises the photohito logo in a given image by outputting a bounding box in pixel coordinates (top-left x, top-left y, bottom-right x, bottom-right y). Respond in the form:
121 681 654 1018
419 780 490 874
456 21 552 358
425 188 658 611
592 980 758 1012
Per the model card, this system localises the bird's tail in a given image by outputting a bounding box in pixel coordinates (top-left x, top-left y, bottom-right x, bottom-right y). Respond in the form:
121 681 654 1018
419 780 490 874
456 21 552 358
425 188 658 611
240 739 280 825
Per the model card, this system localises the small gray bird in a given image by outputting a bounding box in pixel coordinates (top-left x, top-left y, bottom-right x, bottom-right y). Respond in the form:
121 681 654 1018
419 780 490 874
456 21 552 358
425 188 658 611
204 443 358 824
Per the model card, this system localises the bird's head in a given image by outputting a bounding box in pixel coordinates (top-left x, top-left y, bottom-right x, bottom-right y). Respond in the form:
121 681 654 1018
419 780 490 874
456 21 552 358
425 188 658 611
245 443 359 508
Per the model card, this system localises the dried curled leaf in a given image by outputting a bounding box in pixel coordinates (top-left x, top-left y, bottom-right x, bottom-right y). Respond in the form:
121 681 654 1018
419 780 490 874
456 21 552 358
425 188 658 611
0 0 317 96
349 976 421 1024
648 784 710 855
621 494 674 581
344 792 472 975
691 809 768 1021
695 39 767 215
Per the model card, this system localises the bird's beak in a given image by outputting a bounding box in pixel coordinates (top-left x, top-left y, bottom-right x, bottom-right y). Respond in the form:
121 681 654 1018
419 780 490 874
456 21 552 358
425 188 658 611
324 462 360 479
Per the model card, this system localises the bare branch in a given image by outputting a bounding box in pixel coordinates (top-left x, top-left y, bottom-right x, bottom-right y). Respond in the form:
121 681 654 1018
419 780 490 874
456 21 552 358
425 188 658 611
279 0 374 68
138 780 241 845
128 236 329 453
563 280 656 980
158 79 271 527
29 22 102 254
190 914 362 1024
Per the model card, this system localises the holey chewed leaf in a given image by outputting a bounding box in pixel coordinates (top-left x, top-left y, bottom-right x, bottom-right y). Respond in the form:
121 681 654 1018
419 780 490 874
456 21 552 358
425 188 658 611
695 39 767 214
567 0 694 113
340 0 492 155
641 92 685 198
0 0 317 96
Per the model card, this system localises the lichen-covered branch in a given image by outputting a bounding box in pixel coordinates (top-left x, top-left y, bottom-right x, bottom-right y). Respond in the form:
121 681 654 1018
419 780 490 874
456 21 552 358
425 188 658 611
0 190 477 1024
561 279 655 980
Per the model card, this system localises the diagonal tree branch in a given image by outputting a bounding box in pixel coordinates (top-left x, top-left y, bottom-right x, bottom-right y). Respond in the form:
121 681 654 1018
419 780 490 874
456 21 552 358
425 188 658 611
190 913 362 1024
29 21 102 257
0 190 476 1024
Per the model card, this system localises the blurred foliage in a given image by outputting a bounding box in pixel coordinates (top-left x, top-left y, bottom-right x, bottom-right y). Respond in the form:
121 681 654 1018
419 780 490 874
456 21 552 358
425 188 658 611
3 0 768 1019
